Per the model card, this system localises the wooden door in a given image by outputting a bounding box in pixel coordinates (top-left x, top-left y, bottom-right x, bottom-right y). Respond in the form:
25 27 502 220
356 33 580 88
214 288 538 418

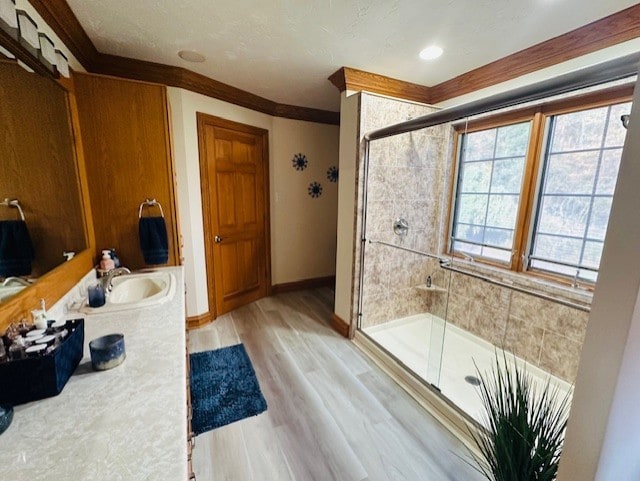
198 114 270 317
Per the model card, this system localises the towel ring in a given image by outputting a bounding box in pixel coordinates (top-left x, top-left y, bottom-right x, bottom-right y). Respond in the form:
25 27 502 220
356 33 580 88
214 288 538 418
1 198 25 221
138 198 165 219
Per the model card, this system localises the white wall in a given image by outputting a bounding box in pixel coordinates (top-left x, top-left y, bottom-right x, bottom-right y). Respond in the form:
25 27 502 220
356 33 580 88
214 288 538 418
167 87 339 317
271 117 339 284
334 91 360 323
557 76 640 481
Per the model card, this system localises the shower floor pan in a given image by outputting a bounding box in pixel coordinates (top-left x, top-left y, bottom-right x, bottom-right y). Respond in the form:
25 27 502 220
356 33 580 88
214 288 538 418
364 314 572 425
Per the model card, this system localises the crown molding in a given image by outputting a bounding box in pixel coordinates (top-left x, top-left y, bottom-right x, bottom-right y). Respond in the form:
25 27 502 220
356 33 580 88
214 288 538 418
28 0 339 125
428 3 640 103
330 4 640 105
30 1 640 118
329 67 432 104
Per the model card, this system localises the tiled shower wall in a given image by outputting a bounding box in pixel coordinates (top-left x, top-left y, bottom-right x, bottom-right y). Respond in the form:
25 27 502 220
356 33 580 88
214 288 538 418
358 93 452 329
357 93 590 384
429 269 589 382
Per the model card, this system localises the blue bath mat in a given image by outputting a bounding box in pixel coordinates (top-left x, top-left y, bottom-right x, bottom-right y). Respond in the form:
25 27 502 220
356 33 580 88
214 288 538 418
189 344 267 435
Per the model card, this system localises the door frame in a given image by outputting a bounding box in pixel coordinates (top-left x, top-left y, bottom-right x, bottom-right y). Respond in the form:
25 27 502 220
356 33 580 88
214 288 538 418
196 112 272 320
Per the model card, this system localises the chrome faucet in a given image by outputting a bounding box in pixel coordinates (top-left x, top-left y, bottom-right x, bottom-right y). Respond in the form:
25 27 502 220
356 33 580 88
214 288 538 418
101 267 131 293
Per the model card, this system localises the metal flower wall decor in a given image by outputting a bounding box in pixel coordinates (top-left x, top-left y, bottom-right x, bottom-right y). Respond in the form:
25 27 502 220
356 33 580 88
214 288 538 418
308 182 323 198
292 153 308 171
327 166 338 183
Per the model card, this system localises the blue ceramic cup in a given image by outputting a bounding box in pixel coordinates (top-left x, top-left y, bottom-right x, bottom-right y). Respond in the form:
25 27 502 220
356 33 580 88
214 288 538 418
89 334 125 371
87 284 106 308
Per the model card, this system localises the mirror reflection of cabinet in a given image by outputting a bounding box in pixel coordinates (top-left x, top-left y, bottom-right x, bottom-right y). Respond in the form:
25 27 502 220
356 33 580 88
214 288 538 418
0 62 87 278
0 36 94 328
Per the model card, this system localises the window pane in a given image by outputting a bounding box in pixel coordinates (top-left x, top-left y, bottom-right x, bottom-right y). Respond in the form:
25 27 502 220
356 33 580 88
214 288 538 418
596 149 622 195
537 196 590 237
481 247 511 262
453 241 482 257
587 197 613 241
463 129 496 161
529 101 628 280
460 161 491 193
543 152 598 195
457 194 488 224
582 240 603 268
486 194 519 229
455 223 484 244
550 106 607 152
495 123 530 157
605 102 632 148
492 158 525 193
484 227 513 248
452 121 530 263
532 234 582 265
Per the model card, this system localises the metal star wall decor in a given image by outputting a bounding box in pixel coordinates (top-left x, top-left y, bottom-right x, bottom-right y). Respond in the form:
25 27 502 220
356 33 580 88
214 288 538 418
327 165 338 183
292 153 308 171
308 181 322 198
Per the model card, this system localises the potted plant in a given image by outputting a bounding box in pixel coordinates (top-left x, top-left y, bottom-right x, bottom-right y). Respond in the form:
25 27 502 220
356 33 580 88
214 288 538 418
471 354 572 481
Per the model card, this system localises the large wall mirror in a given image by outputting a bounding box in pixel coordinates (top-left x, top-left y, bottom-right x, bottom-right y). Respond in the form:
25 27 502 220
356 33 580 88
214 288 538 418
0 60 88 304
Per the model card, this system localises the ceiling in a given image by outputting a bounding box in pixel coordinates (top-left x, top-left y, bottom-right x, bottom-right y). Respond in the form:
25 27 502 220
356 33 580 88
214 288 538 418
66 0 638 111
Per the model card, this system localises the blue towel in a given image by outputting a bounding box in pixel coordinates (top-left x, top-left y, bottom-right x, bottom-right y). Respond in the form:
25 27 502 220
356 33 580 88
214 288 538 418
0 220 35 277
138 216 169 265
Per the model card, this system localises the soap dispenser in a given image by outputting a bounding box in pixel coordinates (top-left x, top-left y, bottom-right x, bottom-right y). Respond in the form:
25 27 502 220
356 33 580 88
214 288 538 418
109 248 121 268
99 250 115 271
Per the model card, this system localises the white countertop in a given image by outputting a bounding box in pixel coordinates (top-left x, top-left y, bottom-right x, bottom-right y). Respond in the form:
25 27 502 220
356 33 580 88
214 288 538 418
0 266 187 481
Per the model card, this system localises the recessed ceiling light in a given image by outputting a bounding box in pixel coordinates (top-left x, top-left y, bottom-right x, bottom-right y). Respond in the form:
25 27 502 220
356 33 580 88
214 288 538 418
178 50 206 63
419 45 443 61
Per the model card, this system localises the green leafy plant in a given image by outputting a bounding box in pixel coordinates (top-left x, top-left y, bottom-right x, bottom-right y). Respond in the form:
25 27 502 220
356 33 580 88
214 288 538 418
471 354 572 481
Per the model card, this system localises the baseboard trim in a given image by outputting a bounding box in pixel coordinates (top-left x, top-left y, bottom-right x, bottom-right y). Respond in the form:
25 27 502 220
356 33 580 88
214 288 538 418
186 311 214 329
271 275 335 295
330 313 350 338
352 331 481 457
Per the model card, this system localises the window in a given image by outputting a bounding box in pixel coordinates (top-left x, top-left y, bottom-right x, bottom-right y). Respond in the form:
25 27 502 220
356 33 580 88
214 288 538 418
450 86 632 285
452 122 530 263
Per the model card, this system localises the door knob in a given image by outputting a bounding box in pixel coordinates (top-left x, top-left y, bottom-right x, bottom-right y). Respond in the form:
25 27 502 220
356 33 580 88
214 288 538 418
214 235 222 243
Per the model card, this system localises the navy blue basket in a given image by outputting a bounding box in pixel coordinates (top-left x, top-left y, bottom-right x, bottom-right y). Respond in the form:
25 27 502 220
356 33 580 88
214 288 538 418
0 319 84 406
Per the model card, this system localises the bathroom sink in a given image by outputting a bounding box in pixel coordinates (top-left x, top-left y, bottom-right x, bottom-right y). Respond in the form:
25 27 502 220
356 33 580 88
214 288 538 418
110 275 168 304
81 271 176 314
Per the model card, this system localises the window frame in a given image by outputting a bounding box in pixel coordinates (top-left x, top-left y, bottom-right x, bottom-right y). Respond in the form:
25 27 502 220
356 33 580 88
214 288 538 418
447 84 634 287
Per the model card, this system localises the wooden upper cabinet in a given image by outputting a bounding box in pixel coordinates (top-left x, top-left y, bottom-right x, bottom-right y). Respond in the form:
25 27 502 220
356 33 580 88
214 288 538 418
74 73 180 270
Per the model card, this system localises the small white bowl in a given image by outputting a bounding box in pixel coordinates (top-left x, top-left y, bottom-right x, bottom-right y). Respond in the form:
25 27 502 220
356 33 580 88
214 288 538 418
26 329 46 338
35 335 55 345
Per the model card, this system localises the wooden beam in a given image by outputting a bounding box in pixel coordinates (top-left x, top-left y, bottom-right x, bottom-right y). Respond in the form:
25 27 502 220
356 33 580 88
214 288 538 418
330 5 640 105
329 66 432 104
428 4 640 103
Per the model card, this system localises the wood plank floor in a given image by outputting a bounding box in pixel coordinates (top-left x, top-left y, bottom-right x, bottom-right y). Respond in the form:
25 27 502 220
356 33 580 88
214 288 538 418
189 288 483 481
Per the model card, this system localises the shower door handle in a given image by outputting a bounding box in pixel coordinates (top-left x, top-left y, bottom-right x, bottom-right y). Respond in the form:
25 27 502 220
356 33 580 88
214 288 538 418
214 235 222 243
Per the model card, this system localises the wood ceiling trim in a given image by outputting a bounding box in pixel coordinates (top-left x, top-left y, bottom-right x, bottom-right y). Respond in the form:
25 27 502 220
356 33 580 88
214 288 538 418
329 67 432 104
428 3 640 103
31 1 640 120
330 5 640 105
29 0 339 125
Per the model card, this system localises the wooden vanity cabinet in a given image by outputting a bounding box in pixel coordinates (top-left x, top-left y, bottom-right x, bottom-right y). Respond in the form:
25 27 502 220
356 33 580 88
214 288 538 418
73 73 181 270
